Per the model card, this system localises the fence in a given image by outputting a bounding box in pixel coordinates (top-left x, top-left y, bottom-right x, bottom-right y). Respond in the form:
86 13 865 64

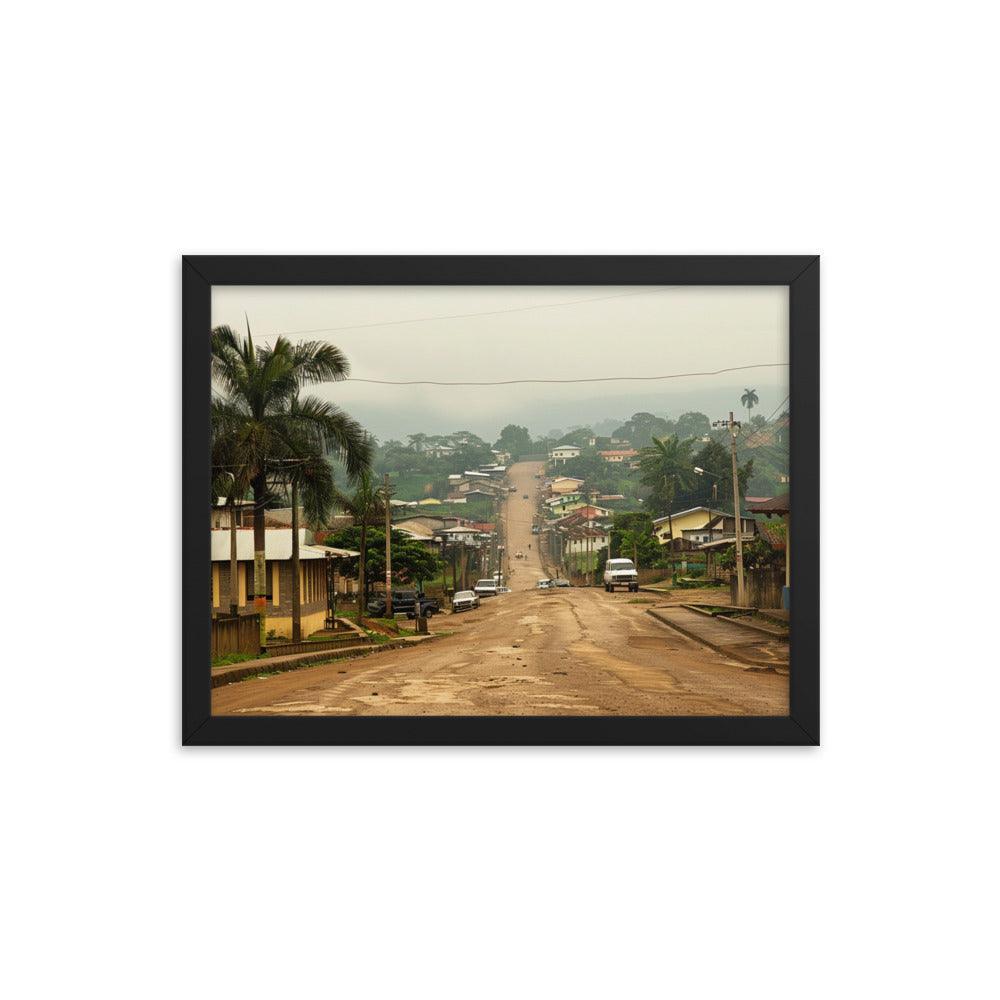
731 569 785 609
211 614 261 658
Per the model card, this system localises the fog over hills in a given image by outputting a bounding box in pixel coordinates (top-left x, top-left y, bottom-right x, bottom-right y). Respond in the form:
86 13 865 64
212 284 789 445
335 380 788 444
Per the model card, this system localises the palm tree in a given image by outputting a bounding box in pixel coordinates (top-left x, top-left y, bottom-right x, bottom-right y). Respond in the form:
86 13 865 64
335 471 385 623
741 387 759 425
211 324 371 647
639 435 697 567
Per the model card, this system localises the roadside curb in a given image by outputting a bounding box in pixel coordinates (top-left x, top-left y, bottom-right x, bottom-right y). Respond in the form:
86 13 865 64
680 605 789 642
645 608 782 672
211 634 439 688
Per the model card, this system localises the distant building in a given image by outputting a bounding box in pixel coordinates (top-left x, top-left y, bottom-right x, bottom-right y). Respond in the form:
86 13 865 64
549 444 581 464
599 449 639 464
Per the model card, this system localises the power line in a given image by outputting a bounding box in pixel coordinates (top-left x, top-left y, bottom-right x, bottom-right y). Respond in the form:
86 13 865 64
344 362 789 388
254 287 685 340
740 394 790 449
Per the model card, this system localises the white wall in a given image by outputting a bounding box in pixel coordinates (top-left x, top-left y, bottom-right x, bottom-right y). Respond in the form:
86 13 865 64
4 3 995 1000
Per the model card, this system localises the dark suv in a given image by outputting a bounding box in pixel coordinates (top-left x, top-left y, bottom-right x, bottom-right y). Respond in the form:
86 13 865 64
367 590 440 619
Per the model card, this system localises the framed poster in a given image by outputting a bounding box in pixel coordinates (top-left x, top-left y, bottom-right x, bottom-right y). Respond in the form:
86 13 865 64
183 256 818 745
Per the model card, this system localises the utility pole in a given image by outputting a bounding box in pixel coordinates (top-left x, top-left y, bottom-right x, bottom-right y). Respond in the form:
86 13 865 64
220 471 240 618
714 411 745 606
382 473 394 617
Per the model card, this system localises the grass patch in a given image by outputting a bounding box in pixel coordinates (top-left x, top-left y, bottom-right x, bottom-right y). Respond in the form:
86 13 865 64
212 651 264 667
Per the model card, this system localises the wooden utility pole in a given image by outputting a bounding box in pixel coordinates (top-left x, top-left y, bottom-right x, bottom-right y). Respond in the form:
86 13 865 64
383 474 394 617
715 411 746 606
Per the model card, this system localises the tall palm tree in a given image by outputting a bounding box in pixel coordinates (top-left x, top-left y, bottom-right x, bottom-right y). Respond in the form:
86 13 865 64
335 471 385 623
741 387 759 425
639 435 697 555
211 324 371 647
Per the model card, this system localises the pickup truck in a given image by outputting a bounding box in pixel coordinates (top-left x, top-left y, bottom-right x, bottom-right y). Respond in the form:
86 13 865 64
367 590 441 618
603 558 639 593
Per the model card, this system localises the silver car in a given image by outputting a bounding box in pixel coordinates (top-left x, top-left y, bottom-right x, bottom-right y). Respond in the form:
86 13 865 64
451 589 481 612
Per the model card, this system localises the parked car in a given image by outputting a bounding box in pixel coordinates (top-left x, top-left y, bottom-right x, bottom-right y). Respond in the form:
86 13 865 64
473 578 499 597
536 578 552 589
508 485 517 492
451 590 480 612
551 578 571 588
531 525 540 535
367 590 441 618
603 558 639 593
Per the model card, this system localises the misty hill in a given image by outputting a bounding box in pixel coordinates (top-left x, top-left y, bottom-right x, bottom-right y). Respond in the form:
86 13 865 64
344 381 787 444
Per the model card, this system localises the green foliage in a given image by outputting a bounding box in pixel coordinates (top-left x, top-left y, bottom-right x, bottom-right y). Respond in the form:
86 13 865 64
690 439 753 508
674 412 711 439
371 432 495 497
638 435 697 518
556 426 595 449
553 450 640 499
613 412 673 448
211 324 371 487
716 535 783 571
599 511 661 570
325 527 443 589
494 423 533 460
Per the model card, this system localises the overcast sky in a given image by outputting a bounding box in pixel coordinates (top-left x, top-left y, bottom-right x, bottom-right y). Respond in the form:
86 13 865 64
212 285 788 442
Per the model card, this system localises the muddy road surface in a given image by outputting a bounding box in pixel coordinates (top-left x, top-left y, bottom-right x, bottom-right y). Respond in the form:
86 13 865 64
213 462 789 717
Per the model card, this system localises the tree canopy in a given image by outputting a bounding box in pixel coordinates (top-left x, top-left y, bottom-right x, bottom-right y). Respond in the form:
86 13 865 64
638 435 698 517
325 526 443 590
494 423 533 460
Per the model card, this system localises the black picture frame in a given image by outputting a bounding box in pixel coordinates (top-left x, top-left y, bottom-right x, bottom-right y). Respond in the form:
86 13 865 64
183 255 819 746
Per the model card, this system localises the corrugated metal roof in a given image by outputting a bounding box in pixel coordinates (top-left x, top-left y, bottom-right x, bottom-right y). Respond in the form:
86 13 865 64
747 492 790 514
210 529 357 561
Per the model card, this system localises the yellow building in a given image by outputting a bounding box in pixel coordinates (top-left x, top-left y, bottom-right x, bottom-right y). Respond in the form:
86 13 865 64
652 507 756 546
210 528 358 639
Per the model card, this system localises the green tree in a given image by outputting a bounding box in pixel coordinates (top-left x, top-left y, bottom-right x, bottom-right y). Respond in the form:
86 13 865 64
740 387 759 425
639 435 697 521
613 412 673 448
674 411 711 440
325 527 443 597
603 512 660 569
494 424 533 460
334 471 384 621
211 324 371 646
692 440 754 509
717 534 782 572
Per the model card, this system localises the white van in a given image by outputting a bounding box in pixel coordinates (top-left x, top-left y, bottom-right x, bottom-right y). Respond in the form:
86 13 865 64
603 558 639 593
474 578 499 597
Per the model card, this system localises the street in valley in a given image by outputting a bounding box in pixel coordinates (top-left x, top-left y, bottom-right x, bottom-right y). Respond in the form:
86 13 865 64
213 462 789 717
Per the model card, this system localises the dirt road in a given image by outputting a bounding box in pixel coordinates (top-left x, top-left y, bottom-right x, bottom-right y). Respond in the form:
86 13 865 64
501 460 547 590
213 462 789 717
